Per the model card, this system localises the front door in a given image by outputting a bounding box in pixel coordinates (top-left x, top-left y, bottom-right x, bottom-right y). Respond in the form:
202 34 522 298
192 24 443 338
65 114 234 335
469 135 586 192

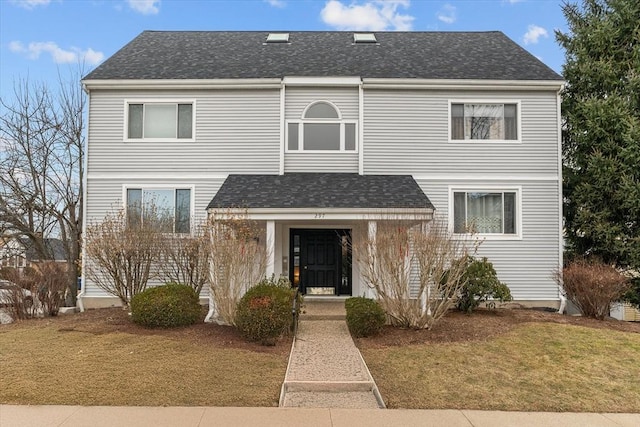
290 229 352 295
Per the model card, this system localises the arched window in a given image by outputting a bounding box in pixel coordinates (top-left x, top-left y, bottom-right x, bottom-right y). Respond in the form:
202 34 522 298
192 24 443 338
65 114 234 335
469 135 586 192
304 102 340 119
287 101 357 152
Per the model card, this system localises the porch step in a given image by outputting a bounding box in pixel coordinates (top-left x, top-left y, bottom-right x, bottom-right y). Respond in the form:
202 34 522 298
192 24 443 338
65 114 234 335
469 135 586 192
300 300 346 320
282 391 381 409
284 380 373 392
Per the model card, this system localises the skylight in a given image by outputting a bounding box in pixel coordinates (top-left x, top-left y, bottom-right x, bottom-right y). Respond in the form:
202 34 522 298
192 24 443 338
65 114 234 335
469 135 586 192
266 33 290 43
353 33 377 43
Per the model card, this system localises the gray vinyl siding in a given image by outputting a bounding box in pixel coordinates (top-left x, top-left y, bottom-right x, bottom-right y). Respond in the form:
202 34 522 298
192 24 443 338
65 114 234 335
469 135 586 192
363 90 559 175
284 86 359 173
83 177 225 298
365 88 561 302
85 85 561 303
87 89 281 175
284 153 358 172
415 179 561 301
85 88 280 298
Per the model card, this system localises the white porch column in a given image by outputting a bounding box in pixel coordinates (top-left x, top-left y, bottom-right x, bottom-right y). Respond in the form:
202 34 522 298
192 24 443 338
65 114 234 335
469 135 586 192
266 220 276 278
367 220 377 299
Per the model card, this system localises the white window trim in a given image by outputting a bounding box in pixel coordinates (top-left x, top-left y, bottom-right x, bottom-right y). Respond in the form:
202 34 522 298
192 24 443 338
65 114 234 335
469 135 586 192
122 184 196 234
123 99 196 142
448 100 522 144
17 256 27 268
286 100 359 153
448 185 523 240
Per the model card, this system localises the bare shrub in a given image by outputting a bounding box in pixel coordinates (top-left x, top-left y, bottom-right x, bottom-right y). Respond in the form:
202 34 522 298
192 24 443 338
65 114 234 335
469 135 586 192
84 206 169 306
33 262 68 316
206 210 269 325
353 216 473 329
0 267 37 320
555 259 630 320
159 222 210 295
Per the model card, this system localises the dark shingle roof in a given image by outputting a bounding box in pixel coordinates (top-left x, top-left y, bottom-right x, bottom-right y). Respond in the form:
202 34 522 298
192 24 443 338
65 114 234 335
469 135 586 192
207 173 434 210
18 238 66 261
85 31 561 81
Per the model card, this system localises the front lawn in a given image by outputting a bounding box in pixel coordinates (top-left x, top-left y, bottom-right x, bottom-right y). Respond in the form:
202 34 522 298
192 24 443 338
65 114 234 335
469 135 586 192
0 308 290 406
357 309 640 412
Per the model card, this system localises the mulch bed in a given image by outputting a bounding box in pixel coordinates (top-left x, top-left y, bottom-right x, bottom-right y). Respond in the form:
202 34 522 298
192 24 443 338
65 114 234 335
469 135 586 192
5 305 639 353
356 306 640 348
2 306 291 355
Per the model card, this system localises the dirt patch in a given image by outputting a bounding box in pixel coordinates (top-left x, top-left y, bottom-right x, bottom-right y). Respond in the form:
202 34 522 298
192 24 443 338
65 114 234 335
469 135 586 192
356 307 640 348
1 306 291 355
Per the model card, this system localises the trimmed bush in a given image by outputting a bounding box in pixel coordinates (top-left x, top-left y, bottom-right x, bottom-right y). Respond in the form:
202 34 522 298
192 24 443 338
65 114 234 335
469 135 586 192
131 283 201 327
345 297 386 337
455 256 512 313
235 277 296 345
557 259 630 320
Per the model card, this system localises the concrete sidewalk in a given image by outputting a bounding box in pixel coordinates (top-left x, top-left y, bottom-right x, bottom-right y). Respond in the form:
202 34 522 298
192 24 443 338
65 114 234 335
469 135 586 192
2 405 639 427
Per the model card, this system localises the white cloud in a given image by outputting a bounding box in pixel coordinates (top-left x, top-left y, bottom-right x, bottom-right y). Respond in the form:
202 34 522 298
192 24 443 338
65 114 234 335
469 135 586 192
523 24 549 45
436 4 456 24
321 0 414 31
127 0 160 15
9 40 105 65
8 41 25 52
506 0 524 3
265 0 285 7
9 0 51 9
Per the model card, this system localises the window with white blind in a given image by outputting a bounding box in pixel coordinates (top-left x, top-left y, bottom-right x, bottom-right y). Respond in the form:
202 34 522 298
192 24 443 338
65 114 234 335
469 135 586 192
452 190 519 236
126 188 192 233
450 102 519 141
126 102 194 140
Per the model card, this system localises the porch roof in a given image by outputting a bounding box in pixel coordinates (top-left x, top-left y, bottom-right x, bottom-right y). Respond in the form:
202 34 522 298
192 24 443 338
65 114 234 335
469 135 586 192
207 173 434 210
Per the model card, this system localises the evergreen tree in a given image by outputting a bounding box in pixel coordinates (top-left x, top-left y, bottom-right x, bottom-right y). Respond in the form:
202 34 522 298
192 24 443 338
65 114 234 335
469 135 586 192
557 0 640 305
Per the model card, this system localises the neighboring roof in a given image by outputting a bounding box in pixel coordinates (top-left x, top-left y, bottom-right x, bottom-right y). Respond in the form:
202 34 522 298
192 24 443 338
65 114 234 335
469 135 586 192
18 238 66 262
207 173 434 210
84 31 562 81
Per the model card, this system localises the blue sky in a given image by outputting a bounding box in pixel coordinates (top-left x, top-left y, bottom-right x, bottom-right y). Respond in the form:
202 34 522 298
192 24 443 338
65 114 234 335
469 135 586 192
1 0 568 99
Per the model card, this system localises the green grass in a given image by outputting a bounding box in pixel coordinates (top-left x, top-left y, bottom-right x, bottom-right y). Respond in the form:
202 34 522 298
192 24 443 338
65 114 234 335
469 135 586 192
361 323 640 412
0 326 288 406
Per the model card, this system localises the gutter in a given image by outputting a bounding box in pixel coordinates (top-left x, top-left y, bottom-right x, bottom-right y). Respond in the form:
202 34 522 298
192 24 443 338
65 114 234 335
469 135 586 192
556 84 566 314
362 78 565 91
81 78 282 91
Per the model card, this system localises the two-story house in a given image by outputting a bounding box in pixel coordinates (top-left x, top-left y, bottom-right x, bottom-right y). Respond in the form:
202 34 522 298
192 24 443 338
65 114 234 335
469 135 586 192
1 237 66 273
80 31 564 310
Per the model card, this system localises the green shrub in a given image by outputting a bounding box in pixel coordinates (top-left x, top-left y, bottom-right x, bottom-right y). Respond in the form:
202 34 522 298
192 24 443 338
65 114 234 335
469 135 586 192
235 276 297 345
345 297 386 337
131 283 201 327
625 277 640 311
455 256 512 313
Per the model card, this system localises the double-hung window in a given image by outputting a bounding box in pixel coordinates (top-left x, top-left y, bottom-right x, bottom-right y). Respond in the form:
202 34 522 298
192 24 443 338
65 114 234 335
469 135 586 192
287 101 357 152
451 102 518 141
453 190 518 236
126 102 194 140
126 188 192 233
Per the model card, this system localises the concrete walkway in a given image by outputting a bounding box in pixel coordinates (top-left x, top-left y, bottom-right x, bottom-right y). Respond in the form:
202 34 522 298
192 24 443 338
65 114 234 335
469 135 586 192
279 300 384 408
2 405 639 427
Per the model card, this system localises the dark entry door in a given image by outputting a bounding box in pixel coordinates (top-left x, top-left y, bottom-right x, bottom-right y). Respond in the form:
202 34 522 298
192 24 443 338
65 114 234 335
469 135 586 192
290 229 352 295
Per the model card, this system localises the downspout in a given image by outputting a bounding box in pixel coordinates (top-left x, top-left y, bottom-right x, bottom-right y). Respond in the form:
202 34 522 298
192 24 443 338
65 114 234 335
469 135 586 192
556 85 566 314
204 293 216 323
77 83 90 312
